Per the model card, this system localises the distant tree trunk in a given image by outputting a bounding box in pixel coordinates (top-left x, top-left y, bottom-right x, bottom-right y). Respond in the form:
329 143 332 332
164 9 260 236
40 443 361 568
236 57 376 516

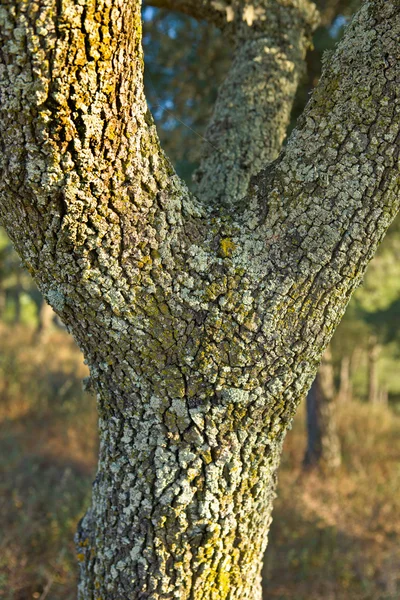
337 355 352 404
0 287 5 317
34 299 54 343
304 347 341 469
378 386 388 406
12 273 22 325
368 337 380 405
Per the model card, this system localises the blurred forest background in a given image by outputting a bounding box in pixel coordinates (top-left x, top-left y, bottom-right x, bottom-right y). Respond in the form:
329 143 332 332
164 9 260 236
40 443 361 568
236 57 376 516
1 1 400 598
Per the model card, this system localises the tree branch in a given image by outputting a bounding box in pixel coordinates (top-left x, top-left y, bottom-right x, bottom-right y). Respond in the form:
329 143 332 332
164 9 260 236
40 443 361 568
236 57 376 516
147 0 319 207
193 0 319 206
0 0 194 352
244 0 400 359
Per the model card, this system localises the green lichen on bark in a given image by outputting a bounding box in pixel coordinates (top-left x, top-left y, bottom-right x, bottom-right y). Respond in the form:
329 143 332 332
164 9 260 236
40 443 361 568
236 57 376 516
1 0 400 598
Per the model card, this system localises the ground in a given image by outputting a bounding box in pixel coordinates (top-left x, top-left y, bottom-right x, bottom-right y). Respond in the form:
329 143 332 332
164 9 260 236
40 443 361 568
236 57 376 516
0 325 399 599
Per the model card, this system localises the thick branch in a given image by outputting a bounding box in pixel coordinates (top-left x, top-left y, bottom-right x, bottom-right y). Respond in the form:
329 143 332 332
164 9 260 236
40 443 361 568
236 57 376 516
0 0 194 352
245 0 400 359
148 0 318 207
194 0 319 206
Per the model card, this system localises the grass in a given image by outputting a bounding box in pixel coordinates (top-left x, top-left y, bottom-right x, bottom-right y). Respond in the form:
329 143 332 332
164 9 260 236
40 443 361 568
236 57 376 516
0 323 399 599
264 403 400 599
0 324 97 600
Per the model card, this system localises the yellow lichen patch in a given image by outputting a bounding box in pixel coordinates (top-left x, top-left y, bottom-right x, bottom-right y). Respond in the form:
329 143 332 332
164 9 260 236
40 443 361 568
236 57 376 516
216 568 231 599
219 237 236 258
78 537 89 547
137 255 152 269
201 449 213 465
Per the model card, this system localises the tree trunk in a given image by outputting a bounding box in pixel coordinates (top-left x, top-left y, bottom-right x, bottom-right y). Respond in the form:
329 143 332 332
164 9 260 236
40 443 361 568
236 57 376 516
0 287 5 317
368 338 380 405
76 386 285 599
304 347 341 469
11 271 22 324
1 0 400 598
378 386 388 406
337 355 352 404
34 299 54 343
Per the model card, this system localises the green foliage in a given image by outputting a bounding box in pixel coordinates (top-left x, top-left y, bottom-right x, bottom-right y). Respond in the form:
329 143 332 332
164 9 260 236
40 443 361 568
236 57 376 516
0 226 42 326
332 214 400 403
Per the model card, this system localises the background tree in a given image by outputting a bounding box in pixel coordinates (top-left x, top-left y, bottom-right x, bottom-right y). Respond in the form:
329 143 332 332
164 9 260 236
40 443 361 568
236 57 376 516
1 1 400 599
332 214 400 406
303 346 341 469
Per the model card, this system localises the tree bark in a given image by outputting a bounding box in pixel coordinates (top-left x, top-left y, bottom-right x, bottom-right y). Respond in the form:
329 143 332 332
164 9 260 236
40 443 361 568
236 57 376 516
303 346 341 469
76 394 284 599
151 0 319 206
1 0 400 597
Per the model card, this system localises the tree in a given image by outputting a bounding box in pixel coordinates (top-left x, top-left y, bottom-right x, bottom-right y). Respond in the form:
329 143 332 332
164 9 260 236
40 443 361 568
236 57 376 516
142 1 362 186
303 346 341 469
1 0 400 598
332 213 400 405
142 6 230 184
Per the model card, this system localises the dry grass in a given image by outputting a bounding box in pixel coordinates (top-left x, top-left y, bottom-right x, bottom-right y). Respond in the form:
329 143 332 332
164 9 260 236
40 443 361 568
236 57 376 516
264 402 400 599
0 324 97 600
0 324 399 599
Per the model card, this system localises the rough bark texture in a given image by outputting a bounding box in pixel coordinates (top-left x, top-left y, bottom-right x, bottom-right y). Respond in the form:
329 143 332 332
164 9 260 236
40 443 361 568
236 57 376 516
303 347 341 469
191 0 319 206
150 0 319 206
1 0 400 598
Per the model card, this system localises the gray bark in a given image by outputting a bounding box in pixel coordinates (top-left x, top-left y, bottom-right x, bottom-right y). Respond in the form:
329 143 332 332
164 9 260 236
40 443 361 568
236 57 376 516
151 1 319 206
1 0 400 597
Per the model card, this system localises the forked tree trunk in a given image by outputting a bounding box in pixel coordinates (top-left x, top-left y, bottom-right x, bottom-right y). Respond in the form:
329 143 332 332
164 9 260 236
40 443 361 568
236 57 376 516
304 347 341 469
1 0 400 598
